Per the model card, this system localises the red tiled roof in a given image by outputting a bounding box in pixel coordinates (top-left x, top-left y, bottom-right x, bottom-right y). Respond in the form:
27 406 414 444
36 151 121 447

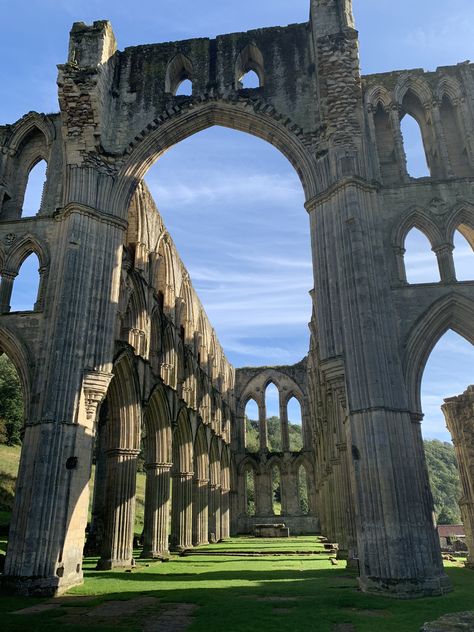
438 525 465 537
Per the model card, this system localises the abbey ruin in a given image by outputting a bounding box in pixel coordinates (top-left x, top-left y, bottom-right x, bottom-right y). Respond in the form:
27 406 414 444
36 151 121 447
0 0 473 599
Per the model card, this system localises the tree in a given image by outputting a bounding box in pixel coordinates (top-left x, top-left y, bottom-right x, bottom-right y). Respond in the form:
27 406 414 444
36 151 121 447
424 440 462 525
0 354 23 445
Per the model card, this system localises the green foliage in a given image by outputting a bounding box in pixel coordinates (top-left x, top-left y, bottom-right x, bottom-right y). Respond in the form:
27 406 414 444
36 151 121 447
0 354 23 446
244 417 260 452
424 439 461 525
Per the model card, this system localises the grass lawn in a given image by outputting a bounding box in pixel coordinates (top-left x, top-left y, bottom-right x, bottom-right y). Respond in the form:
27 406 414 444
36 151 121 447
0 537 472 632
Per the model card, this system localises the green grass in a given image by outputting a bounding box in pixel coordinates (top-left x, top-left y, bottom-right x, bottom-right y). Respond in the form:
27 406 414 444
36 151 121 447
0 538 472 632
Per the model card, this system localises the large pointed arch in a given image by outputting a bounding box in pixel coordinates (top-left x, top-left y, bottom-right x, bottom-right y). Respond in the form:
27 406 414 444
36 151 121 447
403 293 474 414
111 100 318 219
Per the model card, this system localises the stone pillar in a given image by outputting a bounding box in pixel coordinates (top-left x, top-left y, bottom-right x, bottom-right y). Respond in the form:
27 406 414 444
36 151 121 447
442 387 474 569
389 106 410 183
221 486 230 539
281 468 299 515
431 101 454 178
192 478 209 546
97 448 140 570
280 393 290 452
434 243 457 283
208 483 222 542
141 463 172 559
258 401 268 451
307 179 450 597
3 203 125 595
393 247 408 285
84 419 108 556
0 270 16 312
170 472 193 551
255 470 273 516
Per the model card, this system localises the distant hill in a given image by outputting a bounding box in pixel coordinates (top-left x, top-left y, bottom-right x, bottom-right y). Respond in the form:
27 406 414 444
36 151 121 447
245 419 462 525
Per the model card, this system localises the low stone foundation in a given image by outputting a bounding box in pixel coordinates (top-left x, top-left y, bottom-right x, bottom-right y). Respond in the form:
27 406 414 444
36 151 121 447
254 524 290 538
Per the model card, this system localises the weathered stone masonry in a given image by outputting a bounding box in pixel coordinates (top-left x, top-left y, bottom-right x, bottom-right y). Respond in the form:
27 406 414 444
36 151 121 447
0 0 473 598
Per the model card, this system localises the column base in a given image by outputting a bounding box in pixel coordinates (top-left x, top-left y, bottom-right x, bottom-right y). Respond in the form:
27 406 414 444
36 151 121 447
140 549 170 561
96 558 135 571
169 545 192 554
1 571 84 597
358 573 452 599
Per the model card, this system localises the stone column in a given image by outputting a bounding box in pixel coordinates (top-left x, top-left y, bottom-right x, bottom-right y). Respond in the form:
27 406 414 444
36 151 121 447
393 247 408 284
3 203 125 595
192 478 209 546
280 393 290 452
307 179 449 597
442 387 474 569
0 270 16 312
431 101 454 178
141 463 172 559
258 401 268 451
170 472 193 551
221 486 230 539
389 106 410 182
208 483 222 542
255 470 273 516
434 243 457 283
97 448 140 570
84 420 108 556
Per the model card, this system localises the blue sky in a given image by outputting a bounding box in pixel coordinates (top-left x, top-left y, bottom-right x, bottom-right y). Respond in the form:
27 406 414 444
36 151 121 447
1 0 473 439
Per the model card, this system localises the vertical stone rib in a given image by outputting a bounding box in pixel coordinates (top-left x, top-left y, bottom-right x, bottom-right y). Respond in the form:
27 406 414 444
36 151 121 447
97 448 139 570
142 463 172 558
171 473 194 550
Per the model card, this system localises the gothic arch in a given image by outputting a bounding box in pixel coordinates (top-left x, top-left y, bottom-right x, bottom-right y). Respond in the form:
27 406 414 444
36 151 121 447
392 207 444 251
0 325 33 421
436 76 463 104
107 351 142 451
173 407 193 473
5 112 55 153
394 74 433 109
5 234 49 272
446 203 474 248
144 385 172 464
235 43 265 88
165 53 194 95
111 100 317 219
194 423 209 480
365 85 392 111
403 293 474 414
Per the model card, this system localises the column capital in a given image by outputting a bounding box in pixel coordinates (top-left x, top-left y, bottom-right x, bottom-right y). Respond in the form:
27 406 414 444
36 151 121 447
144 462 173 471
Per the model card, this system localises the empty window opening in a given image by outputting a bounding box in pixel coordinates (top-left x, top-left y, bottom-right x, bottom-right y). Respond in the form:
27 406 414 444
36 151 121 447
421 330 473 525
287 396 303 452
240 70 260 89
176 79 192 97
245 468 256 516
453 229 474 281
245 399 259 452
22 160 47 217
10 253 40 312
404 228 440 284
271 465 281 516
265 382 281 452
298 465 309 515
400 114 430 178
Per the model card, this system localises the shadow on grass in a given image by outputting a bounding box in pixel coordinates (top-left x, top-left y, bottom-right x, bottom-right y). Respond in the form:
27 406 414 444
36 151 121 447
0 563 473 632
